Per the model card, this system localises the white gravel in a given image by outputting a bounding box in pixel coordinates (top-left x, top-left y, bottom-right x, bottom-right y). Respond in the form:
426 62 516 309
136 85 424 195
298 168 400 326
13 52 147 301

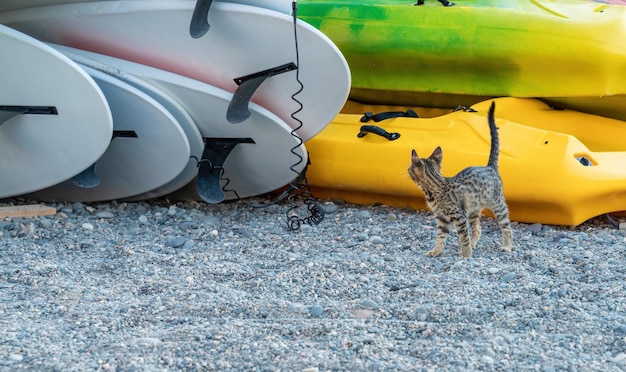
0 197 625 371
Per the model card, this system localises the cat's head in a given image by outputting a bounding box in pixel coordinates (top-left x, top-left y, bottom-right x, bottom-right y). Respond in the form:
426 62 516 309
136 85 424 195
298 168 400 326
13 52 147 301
408 146 443 185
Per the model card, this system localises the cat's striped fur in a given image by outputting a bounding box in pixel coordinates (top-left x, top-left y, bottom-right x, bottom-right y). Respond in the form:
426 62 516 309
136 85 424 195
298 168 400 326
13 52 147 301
408 101 513 258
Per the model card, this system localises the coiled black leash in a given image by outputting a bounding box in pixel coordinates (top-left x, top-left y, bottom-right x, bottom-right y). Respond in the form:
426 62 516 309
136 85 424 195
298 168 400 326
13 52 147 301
284 0 325 231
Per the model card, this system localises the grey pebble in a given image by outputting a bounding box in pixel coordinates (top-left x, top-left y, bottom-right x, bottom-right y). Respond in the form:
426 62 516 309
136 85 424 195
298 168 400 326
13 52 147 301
501 272 517 282
356 210 372 220
309 306 324 317
369 235 384 244
96 211 115 219
324 203 339 214
525 223 542 234
182 240 195 250
166 237 187 248
359 299 379 310
39 218 53 229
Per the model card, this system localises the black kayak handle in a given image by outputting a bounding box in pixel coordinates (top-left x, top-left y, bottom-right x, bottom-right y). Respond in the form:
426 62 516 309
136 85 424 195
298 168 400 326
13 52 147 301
357 125 400 141
360 109 418 123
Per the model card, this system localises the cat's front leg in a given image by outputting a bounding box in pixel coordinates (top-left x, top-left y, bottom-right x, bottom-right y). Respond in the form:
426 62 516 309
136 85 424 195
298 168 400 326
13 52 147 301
452 217 473 258
469 213 481 249
426 215 450 257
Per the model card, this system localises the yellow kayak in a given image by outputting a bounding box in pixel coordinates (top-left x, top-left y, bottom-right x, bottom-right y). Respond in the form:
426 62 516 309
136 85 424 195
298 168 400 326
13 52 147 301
306 97 626 225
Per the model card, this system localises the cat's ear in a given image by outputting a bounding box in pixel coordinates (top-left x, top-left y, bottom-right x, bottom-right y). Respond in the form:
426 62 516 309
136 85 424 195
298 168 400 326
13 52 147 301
429 146 443 164
411 149 421 164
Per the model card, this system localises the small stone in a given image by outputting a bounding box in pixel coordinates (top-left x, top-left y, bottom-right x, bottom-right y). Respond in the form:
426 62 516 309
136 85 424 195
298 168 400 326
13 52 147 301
167 206 177 216
480 355 494 364
359 299 379 310
8 354 23 362
166 237 186 248
81 223 94 231
324 203 339 214
179 222 198 231
369 235 384 245
182 240 195 250
487 267 500 274
525 223 542 234
96 211 115 219
138 215 149 225
501 272 517 282
302 368 319 372
39 218 53 229
356 210 372 220
71 202 84 211
309 306 324 317
619 222 626 231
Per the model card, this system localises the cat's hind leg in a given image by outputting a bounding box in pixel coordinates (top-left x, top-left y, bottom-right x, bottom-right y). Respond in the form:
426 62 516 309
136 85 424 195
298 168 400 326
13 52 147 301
492 199 513 252
469 211 481 249
426 214 450 257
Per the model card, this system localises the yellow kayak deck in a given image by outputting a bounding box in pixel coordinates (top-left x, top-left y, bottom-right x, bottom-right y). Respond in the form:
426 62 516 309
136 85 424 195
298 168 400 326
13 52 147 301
306 97 626 226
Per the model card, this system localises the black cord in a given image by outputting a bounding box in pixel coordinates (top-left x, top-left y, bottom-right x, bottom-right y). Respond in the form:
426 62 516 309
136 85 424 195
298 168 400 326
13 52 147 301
284 0 325 230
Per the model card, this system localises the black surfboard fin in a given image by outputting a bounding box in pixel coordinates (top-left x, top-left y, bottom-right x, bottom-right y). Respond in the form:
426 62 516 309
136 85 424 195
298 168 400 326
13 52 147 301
196 138 254 203
189 0 213 38
0 105 57 126
227 63 297 124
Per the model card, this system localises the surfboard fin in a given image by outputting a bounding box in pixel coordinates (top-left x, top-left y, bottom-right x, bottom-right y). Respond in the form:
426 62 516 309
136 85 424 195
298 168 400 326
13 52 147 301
0 105 58 126
72 163 101 188
197 138 255 203
227 63 297 124
71 130 138 188
190 0 213 38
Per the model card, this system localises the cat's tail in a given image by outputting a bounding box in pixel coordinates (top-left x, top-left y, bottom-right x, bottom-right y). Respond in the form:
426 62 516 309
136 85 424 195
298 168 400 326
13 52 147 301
487 101 500 169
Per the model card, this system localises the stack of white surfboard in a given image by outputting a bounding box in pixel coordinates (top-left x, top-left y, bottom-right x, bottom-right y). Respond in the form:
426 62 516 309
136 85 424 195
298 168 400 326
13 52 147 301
0 0 350 203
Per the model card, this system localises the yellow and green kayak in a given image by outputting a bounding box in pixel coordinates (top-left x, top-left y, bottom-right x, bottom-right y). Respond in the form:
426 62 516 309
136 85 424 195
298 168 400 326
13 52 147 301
306 98 626 226
297 0 626 120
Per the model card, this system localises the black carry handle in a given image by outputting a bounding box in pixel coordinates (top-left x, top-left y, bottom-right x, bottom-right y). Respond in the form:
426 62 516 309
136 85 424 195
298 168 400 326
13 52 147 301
360 109 418 123
357 125 400 141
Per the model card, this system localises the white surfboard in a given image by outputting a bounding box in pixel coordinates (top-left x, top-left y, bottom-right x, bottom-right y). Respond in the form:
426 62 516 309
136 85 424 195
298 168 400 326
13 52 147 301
0 1 350 141
25 65 191 202
50 44 308 202
0 25 112 198
86 65 205 201
0 0 292 14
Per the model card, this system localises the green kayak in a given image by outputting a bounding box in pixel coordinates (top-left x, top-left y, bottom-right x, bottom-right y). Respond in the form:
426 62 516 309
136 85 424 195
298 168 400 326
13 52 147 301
297 0 626 118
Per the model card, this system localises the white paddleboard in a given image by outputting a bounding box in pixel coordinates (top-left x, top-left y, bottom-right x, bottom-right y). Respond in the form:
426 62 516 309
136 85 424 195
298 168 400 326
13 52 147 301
0 25 112 198
25 65 191 202
0 1 350 141
78 63 205 201
50 44 308 202
0 0 292 14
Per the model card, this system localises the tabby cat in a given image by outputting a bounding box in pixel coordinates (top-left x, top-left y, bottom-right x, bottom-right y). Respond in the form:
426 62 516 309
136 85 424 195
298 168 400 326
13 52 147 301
408 101 513 258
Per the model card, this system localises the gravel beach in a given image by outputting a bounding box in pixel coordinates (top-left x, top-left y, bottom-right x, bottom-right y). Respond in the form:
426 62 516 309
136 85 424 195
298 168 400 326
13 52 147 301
0 196 625 371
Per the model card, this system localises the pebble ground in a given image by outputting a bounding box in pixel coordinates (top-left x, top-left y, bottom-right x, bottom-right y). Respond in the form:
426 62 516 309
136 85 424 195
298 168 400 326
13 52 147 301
0 197 625 371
